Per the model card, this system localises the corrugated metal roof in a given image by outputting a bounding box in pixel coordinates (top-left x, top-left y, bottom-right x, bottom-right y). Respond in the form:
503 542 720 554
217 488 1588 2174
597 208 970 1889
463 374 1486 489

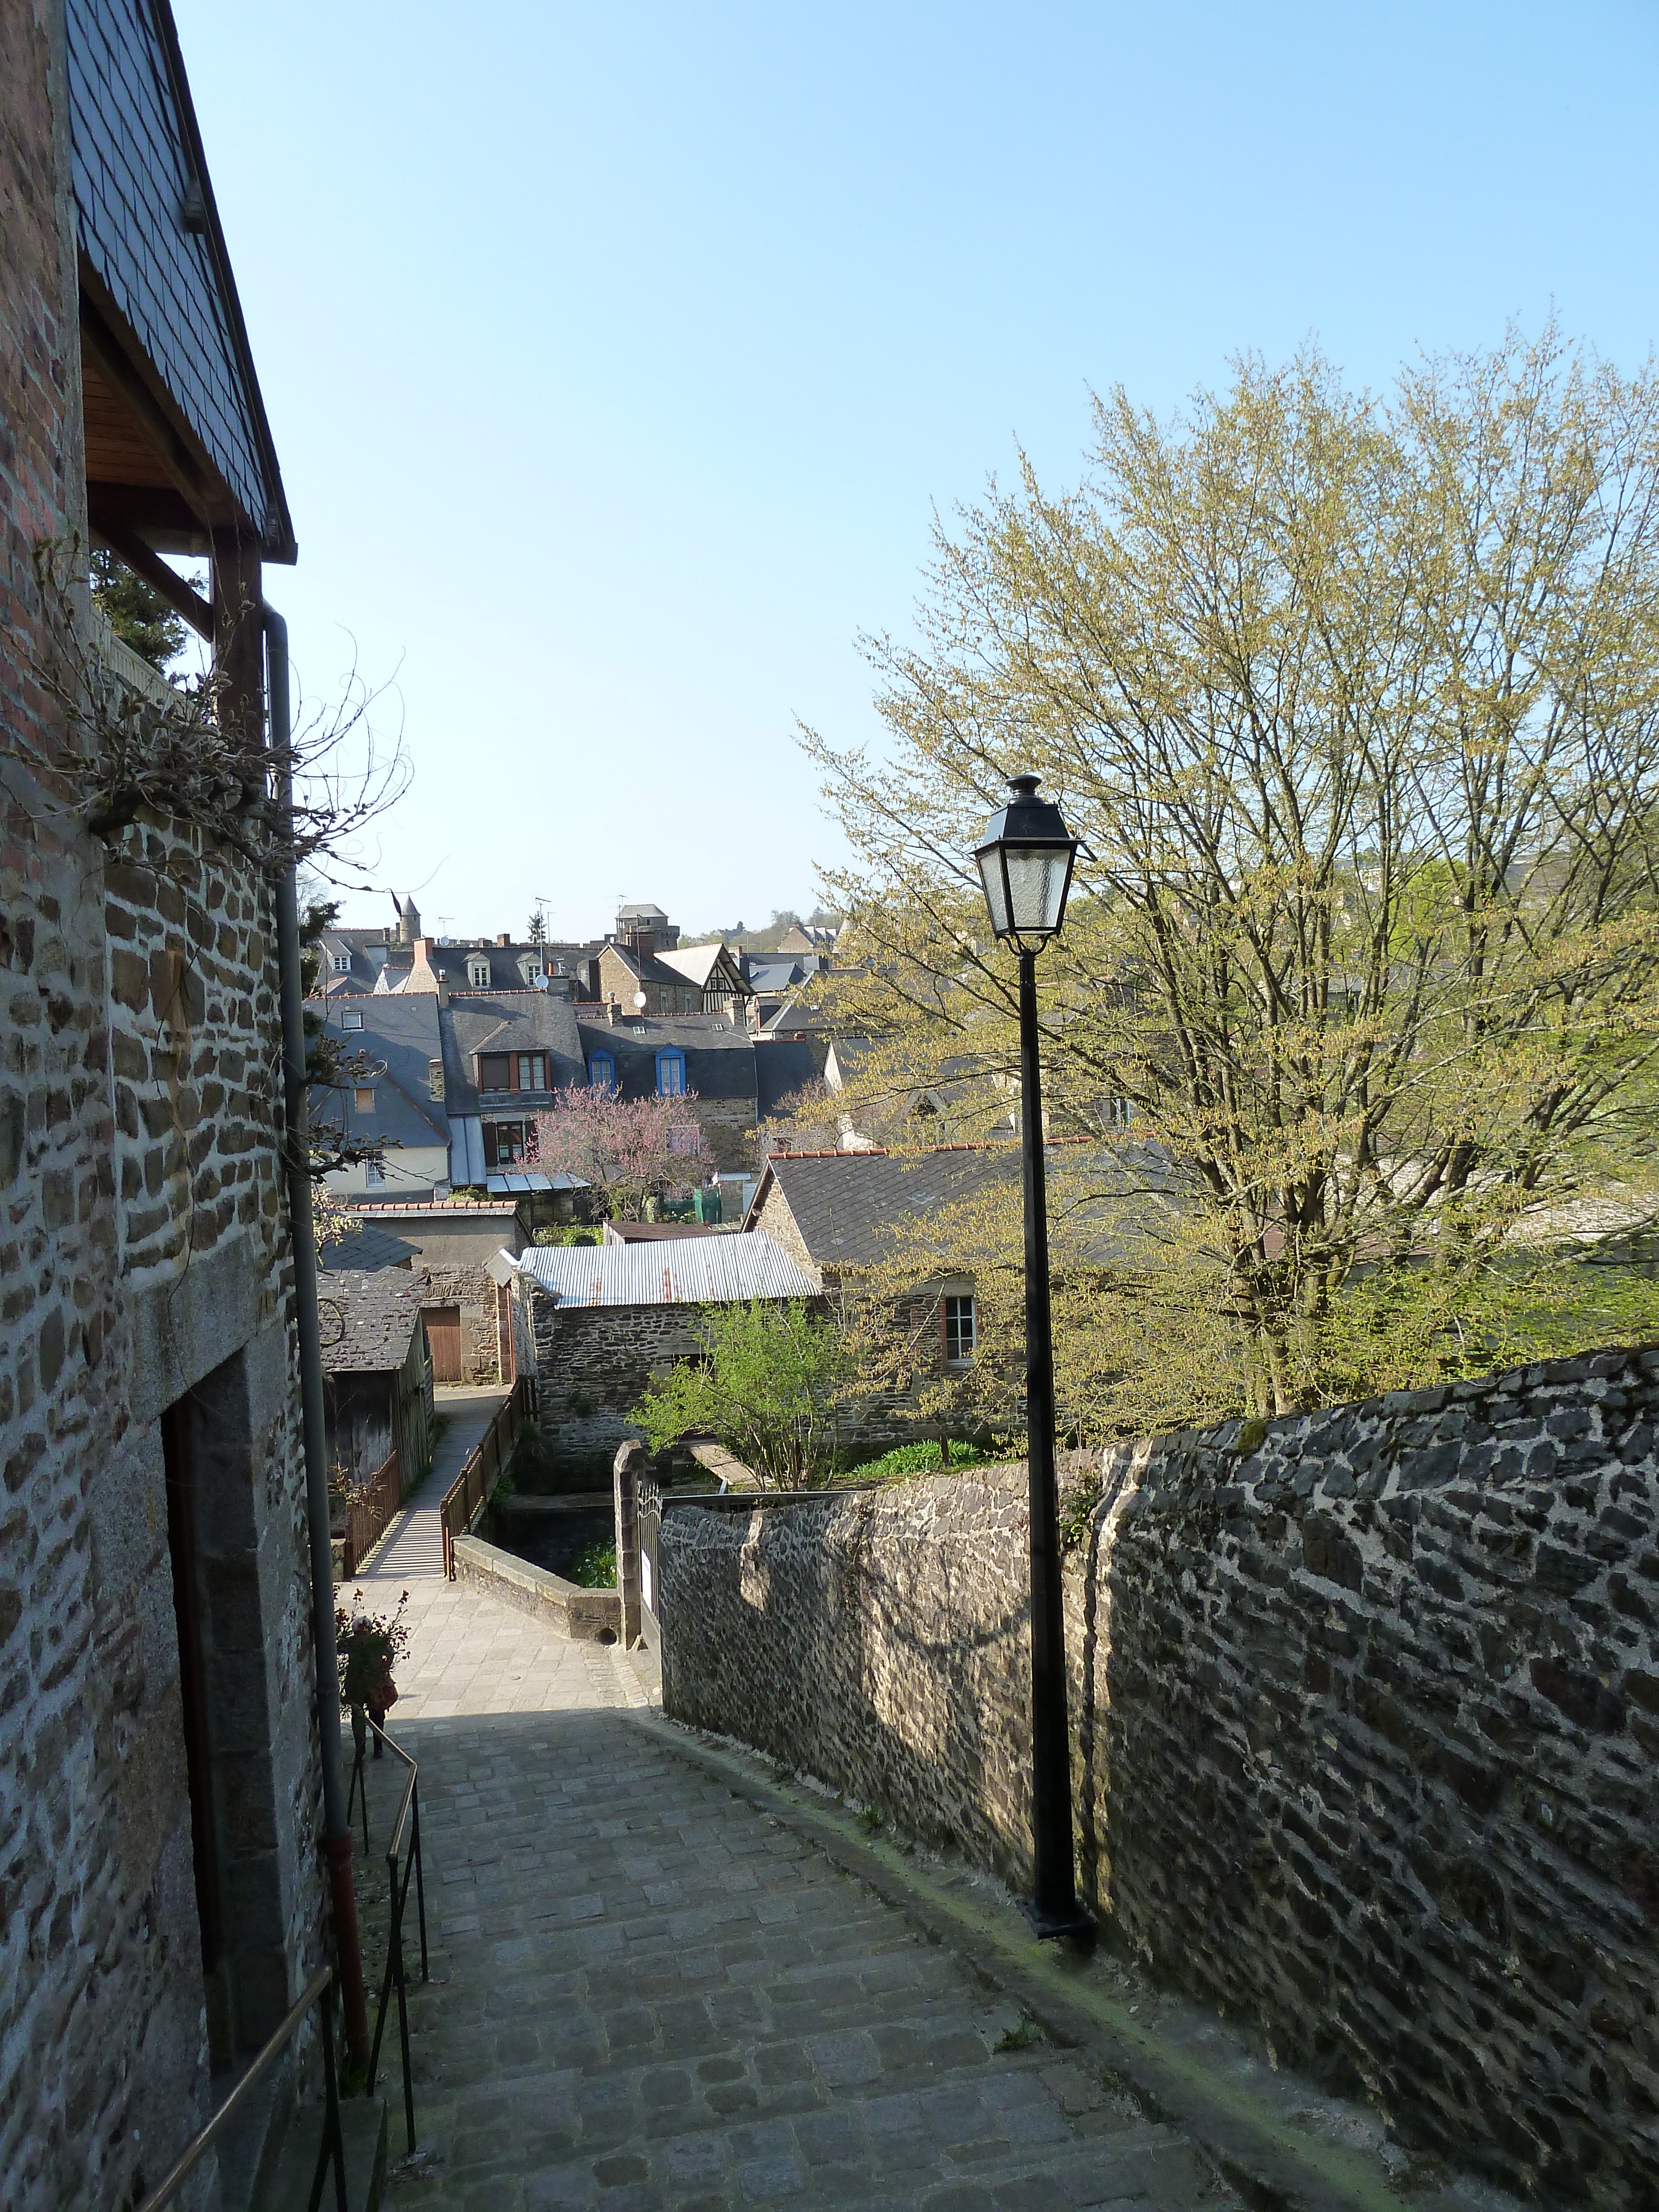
515 1230 817 1308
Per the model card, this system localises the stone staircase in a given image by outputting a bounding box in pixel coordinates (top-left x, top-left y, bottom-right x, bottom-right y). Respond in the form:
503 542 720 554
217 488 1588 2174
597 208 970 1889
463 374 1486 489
399 1707 1241 2209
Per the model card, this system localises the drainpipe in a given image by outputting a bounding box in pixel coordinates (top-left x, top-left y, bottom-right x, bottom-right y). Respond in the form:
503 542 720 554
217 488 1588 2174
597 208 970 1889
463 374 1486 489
265 603 371 2069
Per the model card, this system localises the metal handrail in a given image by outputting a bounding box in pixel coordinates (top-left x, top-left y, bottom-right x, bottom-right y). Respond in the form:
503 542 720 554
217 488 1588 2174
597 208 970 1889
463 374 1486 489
135 1966 347 2212
347 1717 430 2156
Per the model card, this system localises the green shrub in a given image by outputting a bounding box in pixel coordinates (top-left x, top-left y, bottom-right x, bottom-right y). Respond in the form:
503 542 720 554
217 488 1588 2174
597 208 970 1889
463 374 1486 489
841 1437 1004 1484
570 1540 617 1589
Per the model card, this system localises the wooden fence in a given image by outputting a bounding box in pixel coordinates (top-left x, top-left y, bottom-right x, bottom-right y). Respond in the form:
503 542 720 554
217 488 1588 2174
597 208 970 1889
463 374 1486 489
440 1375 535 1578
340 1448 401 1580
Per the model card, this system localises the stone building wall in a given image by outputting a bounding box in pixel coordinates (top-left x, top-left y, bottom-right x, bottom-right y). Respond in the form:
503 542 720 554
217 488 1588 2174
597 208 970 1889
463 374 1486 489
0 17 324 2206
416 1260 503 1385
658 1350 1659 2208
521 1281 702 1468
685 1091 757 1176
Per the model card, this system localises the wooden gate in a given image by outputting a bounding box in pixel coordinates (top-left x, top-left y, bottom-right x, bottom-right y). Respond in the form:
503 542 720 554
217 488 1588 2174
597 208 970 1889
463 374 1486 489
423 1305 463 1384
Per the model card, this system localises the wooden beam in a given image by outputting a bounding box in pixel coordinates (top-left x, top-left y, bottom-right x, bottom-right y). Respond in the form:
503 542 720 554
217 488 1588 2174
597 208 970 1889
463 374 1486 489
77 285 223 526
91 519 214 638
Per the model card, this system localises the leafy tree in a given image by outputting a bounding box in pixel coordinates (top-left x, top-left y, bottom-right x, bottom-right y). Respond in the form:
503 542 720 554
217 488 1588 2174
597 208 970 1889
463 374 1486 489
90 546 186 671
528 904 547 946
805 327 1659 1423
525 1087 706 1219
633 1300 847 1485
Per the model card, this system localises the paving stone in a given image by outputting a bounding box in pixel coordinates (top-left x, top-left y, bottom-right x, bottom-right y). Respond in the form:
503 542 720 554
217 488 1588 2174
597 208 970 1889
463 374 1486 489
371 1474 1237 2212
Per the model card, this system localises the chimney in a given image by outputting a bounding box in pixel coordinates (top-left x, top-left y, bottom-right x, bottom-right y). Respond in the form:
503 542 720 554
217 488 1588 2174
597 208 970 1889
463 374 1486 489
498 932 512 947
437 971 450 1008
634 929 655 961
605 995 620 1026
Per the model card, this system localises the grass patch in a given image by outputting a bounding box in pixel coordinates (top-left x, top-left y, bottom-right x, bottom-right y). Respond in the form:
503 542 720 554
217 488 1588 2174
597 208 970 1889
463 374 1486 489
840 1438 1005 1484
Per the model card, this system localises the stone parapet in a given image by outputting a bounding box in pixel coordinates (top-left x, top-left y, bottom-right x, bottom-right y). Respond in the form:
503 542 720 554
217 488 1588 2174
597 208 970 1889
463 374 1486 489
452 1532 620 1643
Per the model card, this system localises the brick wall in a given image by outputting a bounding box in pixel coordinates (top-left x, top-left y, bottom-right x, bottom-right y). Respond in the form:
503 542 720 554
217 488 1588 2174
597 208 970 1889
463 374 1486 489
657 1350 1659 2208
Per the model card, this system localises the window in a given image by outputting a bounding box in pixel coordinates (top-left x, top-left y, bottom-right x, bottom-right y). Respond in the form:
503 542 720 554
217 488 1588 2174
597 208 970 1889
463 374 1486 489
943 1294 976 1364
483 1121 527 1168
331 951 349 974
666 1126 700 1156
655 1047 686 1097
353 1086 375 1112
479 1052 547 1094
1104 1095 1133 1131
342 1009 364 1031
587 1051 615 1092
467 956 491 988
366 1159 385 1185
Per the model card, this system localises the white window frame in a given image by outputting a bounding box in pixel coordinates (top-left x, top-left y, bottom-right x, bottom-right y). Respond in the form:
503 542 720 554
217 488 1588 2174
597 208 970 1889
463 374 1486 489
943 1293 976 1364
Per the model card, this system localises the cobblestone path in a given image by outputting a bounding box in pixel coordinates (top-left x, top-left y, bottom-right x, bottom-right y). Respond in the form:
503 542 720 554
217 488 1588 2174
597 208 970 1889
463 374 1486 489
385 1691 1235 2210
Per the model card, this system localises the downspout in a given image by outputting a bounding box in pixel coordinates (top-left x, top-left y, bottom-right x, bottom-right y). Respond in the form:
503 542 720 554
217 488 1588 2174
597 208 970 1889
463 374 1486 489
265 603 371 2068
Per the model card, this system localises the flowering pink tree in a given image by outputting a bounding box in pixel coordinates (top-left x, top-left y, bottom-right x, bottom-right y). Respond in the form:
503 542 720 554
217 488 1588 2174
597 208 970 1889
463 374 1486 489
525 1087 706 1220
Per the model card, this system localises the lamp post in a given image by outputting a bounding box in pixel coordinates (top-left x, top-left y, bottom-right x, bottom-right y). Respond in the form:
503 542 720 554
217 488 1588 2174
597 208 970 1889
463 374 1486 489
973 772 1092 1942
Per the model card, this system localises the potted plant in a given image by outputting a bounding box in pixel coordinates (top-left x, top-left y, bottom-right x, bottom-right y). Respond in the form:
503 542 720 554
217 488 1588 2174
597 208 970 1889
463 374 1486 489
335 1588 410 1760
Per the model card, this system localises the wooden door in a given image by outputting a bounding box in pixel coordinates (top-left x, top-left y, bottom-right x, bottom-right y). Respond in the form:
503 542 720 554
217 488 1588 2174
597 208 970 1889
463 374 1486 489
424 1305 463 1384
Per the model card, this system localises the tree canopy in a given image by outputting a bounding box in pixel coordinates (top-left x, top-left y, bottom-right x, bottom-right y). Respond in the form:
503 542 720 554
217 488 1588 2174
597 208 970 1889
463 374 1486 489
805 329 1659 1427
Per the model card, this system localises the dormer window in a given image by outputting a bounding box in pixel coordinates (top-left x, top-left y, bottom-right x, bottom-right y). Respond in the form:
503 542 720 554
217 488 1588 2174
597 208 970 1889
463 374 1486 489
477 1052 547 1093
331 952 349 974
467 956 491 988
655 1047 686 1097
587 1050 615 1092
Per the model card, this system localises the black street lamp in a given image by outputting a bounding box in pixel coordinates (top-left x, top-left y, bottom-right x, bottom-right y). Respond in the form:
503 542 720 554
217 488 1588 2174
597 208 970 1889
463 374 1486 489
973 773 1093 1942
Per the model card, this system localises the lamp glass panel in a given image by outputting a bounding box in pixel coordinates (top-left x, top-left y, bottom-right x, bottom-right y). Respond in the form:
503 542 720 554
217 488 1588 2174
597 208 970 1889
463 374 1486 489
977 848 1012 937
1004 846 1068 934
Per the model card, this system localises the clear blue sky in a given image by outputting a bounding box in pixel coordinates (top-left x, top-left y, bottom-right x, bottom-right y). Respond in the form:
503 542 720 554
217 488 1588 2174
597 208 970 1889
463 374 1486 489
173 1 1658 942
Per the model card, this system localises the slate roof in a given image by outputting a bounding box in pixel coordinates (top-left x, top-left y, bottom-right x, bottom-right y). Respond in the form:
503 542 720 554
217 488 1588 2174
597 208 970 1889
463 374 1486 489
318 1271 425 1376
443 992 587 1115
66 0 293 554
318 1219 419 1272
747 1146 1024 1267
513 1232 816 1308
749 1141 1170 1271
576 1017 758 1103
309 994 450 1170
754 1038 823 1118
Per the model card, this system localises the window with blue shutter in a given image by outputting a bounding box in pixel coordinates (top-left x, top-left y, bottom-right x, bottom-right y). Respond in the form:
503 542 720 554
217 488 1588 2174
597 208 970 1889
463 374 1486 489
587 1051 615 1092
655 1047 686 1097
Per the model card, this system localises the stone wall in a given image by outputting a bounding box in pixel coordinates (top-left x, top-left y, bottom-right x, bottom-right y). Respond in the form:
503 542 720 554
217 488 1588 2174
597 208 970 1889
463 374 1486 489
416 1260 502 1385
657 1350 1659 2208
521 1281 701 1467
452 1532 620 1642
0 15 325 2204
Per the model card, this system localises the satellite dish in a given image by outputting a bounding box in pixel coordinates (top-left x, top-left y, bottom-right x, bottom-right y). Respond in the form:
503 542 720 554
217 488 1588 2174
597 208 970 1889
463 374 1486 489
633 992 648 1010
534 973 551 992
